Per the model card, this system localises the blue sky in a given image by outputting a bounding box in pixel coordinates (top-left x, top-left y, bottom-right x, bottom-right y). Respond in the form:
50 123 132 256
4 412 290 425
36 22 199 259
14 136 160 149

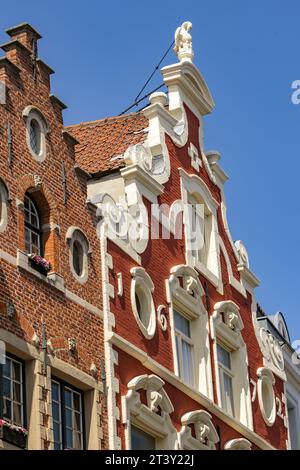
1 1 299 340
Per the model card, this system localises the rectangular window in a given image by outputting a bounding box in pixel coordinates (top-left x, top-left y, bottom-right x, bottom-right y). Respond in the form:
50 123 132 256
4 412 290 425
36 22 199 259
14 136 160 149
174 310 195 387
0 355 25 427
217 343 235 416
51 379 84 450
131 425 156 450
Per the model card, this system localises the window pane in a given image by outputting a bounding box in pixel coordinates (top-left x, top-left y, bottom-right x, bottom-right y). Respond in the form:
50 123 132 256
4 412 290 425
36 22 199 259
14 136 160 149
174 311 190 337
3 377 11 398
29 119 41 155
65 428 73 449
52 382 59 402
31 231 40 254
65 408 72 428
73 241 83 276
74 412 81 433
64 389 72 408
52 402 60 422
223 372 235 417
13 402 22 425
53 421 62 450
73 431 82 450
131 426 156 450
3 398 11 421
3 359 11 378
73 393 81 412
181 340 195 386
217 344 231 369
12 361 21 382
13 382 21 403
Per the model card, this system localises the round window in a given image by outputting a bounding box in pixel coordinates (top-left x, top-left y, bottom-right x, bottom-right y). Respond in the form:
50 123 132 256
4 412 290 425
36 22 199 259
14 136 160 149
73 240 84 277
29 118 42 156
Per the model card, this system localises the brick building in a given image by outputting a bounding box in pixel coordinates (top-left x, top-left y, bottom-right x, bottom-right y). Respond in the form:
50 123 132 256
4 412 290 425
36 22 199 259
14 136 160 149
0 21 290 450
0 23 106 450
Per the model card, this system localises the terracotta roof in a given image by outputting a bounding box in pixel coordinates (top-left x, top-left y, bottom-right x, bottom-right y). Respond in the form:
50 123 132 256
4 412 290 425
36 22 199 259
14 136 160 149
66 112 148 175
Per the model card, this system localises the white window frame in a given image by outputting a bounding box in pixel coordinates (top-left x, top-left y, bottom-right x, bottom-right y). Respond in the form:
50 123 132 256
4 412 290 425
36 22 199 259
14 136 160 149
179 168 221 289
166 264 213 400
174 310 195 387
210 300 253 429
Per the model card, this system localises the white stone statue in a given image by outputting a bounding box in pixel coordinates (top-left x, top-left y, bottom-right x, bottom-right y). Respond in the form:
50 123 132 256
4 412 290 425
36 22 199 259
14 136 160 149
174 21 194 62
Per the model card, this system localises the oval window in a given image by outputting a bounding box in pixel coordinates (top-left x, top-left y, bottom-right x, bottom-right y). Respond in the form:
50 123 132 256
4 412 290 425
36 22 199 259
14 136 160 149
130 267 156 339
135 288 150 329
29 118 42 156
73 240 84 277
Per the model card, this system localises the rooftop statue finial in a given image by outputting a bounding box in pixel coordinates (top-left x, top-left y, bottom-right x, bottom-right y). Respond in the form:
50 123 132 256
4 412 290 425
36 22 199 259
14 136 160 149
174 21 194 63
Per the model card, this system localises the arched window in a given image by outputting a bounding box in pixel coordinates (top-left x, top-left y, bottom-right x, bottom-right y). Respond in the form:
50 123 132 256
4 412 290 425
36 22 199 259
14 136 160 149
29 118 42 156
23 106 48 162
24 193 42 255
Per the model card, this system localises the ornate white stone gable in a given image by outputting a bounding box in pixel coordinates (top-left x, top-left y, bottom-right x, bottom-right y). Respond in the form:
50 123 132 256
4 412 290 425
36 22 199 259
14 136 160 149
178 410 219 450
121 374 177 449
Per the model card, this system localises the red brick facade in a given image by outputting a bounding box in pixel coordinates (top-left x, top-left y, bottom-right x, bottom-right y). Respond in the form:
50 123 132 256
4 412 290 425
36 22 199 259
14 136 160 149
0 24 107 450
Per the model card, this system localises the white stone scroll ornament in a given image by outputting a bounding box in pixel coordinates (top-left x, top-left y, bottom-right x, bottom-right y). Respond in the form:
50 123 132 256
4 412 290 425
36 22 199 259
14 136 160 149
259 327 285 372
174 21 194 63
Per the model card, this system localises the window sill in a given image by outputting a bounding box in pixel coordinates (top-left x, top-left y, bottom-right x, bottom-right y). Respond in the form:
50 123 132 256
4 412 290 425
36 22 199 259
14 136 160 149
17 250 65 293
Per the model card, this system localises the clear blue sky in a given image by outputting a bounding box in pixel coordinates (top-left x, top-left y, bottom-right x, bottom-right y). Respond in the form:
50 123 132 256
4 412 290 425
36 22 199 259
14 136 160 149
1 1 299 340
